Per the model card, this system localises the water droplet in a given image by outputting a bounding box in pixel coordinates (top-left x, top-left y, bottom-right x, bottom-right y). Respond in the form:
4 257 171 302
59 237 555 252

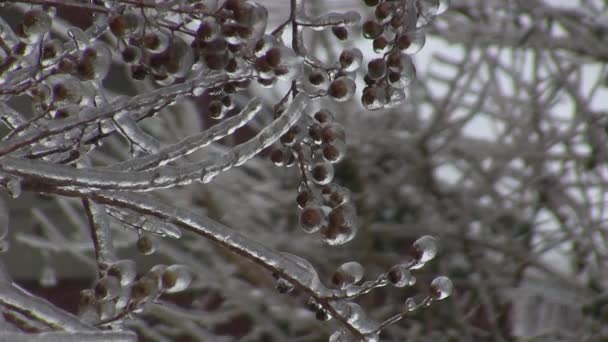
430 276 453 300
6 178 21 198
161 264 192 293
332 262 364 289
107 259 137 287
275 277 294 294
411 235 438 264
40 265 57 287
387 264 413 288
404 297 416 312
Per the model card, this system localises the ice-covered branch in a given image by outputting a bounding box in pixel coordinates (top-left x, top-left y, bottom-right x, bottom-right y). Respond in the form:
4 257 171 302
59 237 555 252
111 97 264 171
0 94 307 191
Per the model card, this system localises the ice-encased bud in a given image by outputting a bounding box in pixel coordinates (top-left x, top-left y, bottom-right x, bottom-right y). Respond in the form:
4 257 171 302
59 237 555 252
411 235 438 263
332 261 364 289
107 259 137 287
161 264 192 293
20 10 51 43
387 264 415 287
328 76 356 102
137 233 157 255
299 203 326 233
339 48 363 72
430 276 453 300
322 205 358 246
311 162 335 185
94 276 121 302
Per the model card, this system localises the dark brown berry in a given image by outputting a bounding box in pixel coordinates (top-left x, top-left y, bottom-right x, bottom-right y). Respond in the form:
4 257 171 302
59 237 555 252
314 110 333 124
265 48 282 68
328 79 347 99
396 34 412 50
362 20 383 39
332 26 348 40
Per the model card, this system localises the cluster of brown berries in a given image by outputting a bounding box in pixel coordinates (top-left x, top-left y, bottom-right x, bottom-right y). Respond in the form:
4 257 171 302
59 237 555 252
80 261 192 323
108 12 196 84
271 108 358 246
359 0 431 110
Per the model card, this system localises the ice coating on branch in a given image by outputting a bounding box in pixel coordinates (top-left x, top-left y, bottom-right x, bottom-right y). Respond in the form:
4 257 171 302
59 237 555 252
0 69 252 157
0 280 96 331
199 93 308 182
331 301 380 335
298 11 361 30
106 259 137 287
108 208 182 239
83 200 116 265
113 98 263 171
114 111 161 154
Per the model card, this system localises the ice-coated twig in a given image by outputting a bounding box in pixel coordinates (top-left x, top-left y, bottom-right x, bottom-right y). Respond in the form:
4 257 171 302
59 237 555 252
0 69 252 157
0 94 308 191
82 199 116 268
19 183 371 338
0 280 95 331
0 102 27 131
113 111 162 154
107 207 182 239
111 97 264 171
297 11 361 28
